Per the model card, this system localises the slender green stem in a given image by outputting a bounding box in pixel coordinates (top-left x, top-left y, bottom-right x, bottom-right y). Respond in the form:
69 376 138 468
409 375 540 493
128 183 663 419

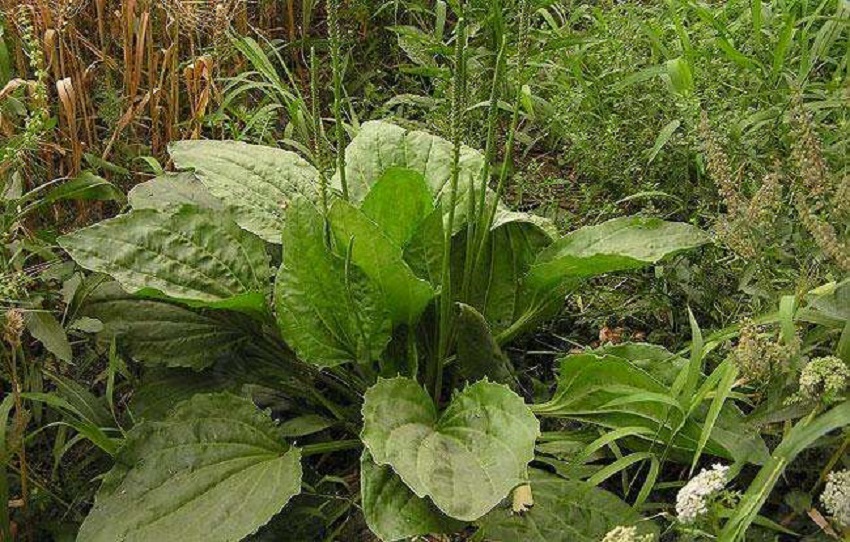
433 16 467 402
310 46 329 217
301 439 362 457
475 0 530 266
464 38 508 299
328 0 348 200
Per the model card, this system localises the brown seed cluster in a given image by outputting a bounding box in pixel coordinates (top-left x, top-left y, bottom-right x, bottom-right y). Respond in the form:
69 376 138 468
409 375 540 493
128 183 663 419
700 102 848 272
3 309 25 348
730 319 799 384
789 97 850 271
700 113 784 261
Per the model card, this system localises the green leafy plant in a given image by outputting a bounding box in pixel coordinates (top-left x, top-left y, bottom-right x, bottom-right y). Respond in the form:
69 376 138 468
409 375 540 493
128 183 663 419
56 116 710 540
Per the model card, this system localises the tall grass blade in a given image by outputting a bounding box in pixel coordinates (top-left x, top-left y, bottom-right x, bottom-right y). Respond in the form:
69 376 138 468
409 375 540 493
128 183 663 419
719 401 850 541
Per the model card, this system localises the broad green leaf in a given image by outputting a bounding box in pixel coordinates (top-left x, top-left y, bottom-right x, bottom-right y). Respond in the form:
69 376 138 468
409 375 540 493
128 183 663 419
454 219 555 336
338 121 556 238
361 450 464 542
170 139 319 243
81 282 249 370
69 317 103 333
362 377 539 521
130 367 240 420
596 342 686 386
477 469 656 542
404 205 445 287
527 216 710 291
23 310 72 362
455 303 513 384
275 198 391 366
338 121 483 231
329 200 435 325
78 393 302 542
128 172 223 211
361 167 434 246
390 25 439 67
130 356 306 421
58 206 270 309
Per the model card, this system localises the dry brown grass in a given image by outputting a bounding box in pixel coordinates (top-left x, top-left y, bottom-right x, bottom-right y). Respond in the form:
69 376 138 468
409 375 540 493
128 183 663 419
0 0 316 188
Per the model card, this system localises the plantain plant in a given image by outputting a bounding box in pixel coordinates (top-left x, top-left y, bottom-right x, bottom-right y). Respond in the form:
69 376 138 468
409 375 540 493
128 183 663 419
54 12 733 538
54 110 738 540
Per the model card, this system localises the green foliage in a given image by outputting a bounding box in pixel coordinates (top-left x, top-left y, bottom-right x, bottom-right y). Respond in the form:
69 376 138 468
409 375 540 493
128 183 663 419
15 3 847 536
58 205 271 311
532 0 847 196
527 216 710 291
127 172 224 211
477 469 656 542
81 281 250 370
77 393 302 542
361 377 539 520
275 197 391 367
169 140 319 243
534 346 768 465
53 117 712 540
327 196 435 325
360 450 463 541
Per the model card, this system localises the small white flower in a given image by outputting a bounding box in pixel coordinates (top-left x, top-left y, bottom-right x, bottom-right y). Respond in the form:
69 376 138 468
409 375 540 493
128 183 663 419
601 525 653 542
821 469 850 528
676 464 729 523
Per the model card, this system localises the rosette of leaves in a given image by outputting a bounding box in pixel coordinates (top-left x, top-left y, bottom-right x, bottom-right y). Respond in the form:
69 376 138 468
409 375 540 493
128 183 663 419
60 121 712 541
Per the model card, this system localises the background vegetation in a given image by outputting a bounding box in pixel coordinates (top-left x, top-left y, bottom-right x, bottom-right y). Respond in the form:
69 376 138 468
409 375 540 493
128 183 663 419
0 0 847 540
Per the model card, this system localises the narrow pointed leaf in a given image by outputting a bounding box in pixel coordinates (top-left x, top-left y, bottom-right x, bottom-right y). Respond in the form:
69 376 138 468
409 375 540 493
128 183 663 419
535 351 768 464
35 171 124 208
719 401 850 541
